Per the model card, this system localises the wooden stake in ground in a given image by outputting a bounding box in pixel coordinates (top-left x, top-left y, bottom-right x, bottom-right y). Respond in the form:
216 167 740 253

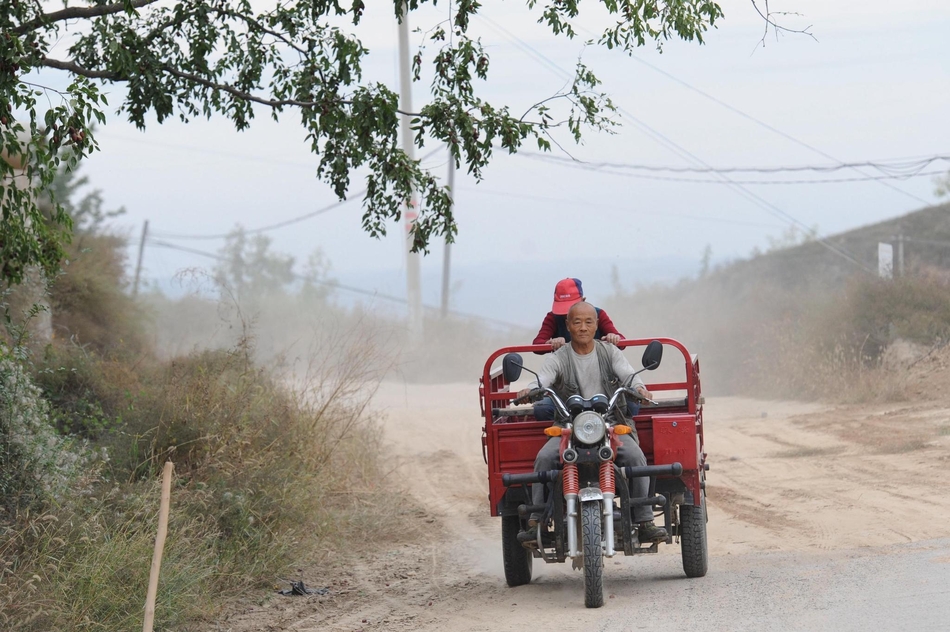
143 461 174 632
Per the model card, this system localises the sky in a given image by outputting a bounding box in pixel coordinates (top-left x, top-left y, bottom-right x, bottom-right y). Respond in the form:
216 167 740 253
30 0 950 327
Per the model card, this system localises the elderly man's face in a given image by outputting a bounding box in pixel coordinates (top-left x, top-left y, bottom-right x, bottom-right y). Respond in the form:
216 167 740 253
566 303 597 345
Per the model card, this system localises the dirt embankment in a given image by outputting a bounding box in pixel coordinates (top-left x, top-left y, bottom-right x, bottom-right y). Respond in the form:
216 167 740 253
213 360 950 631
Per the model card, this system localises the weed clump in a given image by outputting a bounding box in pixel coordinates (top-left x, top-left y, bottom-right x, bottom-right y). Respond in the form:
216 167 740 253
607 261 950 402
749 275 950 401
1 333 408 631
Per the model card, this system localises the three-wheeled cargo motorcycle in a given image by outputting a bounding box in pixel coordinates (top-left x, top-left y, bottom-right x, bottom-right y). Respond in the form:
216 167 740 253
478 338 709 608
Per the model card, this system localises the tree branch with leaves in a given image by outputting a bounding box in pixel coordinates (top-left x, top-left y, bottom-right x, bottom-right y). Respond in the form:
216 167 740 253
2 0 727 287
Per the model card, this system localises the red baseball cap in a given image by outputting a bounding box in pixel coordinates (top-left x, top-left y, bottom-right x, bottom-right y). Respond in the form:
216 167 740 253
551 278 584 315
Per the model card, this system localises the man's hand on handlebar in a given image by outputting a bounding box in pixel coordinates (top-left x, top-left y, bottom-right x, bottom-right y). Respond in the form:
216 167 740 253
630 385 657 405
603 333 621 346
514 387 542 405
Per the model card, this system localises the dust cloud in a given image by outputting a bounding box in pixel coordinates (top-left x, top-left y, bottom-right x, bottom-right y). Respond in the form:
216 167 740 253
140 281 529 386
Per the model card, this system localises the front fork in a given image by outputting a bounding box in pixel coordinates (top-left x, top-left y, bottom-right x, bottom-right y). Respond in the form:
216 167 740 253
564 463 579 557
564 461 617 558
600 461 616 558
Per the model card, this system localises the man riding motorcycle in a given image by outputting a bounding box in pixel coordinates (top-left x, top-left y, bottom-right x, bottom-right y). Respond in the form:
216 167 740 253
516 301 668 544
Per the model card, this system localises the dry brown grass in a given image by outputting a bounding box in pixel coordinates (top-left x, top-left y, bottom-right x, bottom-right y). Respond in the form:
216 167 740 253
0 328 418 631
50 232 148 355
606 267 950 403
0 185 434 630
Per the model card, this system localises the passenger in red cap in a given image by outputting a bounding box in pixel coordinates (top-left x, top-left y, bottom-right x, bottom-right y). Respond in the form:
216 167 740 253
531 278 629 422
532 278 622 351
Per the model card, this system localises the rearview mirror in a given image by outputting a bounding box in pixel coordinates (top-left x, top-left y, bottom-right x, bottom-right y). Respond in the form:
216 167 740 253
502 353 524 382
641 341 663 371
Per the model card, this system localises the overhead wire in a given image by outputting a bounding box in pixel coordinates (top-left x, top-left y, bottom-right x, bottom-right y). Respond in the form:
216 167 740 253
512 154 944 184
146 238 526 330
151 195 364 240
102 110 947 179
476 13 876 274
149 146 445 241
459 185 785 229
622 53 933 206
98 131 319 171
516 152 950 176
617 105 875 272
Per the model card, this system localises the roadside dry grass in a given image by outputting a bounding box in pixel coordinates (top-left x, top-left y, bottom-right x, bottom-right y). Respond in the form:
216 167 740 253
607 267 950 404
0 329 419 631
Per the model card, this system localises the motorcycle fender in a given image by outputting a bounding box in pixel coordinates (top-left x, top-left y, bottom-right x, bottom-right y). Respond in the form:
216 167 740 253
578 487 603 502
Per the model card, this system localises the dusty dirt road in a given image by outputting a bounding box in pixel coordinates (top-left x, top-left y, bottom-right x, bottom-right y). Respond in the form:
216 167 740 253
220 381 950 631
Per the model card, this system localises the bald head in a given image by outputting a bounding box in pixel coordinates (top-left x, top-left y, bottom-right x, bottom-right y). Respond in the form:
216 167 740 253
565 300 598 351
567 300 595 321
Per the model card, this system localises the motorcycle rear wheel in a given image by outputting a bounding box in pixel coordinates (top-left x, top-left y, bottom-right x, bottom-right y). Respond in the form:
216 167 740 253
501 515 533 586
581 501 604 608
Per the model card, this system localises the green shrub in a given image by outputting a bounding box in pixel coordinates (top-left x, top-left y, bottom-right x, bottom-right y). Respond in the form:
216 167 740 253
840 276 950 348
32 345 131 439
0 347 94 512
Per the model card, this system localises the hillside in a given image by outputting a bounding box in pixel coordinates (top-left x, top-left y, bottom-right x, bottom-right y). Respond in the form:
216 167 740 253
605 202 950 397
716 201 950 287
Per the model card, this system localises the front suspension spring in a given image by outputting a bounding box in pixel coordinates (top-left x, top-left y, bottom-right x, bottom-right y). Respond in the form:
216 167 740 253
599 461 615 494
562 463 579 496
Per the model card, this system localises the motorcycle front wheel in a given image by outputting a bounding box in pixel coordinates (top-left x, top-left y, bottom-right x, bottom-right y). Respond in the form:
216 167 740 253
581 500 604 608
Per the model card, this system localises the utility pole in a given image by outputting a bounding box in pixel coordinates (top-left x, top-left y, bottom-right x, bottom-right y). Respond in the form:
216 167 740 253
897 233 905 277
397 2 423 343
440 152 454 319
133 219 149 297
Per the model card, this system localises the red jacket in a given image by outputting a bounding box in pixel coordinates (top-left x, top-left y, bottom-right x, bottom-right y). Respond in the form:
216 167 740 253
532 308 623 352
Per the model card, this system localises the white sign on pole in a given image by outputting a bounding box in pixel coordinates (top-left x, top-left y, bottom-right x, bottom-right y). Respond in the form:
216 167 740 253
878 242 894 278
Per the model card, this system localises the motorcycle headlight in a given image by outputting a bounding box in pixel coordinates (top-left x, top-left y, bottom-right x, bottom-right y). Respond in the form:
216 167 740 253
572 411 606 445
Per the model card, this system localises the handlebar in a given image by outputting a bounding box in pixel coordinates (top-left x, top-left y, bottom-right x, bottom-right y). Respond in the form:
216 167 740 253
511 388 653 418
608 386 656 408
512 388 543 405
512 387 570 418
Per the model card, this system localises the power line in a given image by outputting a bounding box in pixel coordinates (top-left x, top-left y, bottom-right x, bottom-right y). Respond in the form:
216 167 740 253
146 238 526 330
516 152 950 176
99 131 450 173
515 154 944 184
149 146 445 241
459 186 785 229
149 237 410 301
617 105 875 272
99 131 320 171
151 194 364 240
621 50 932 206
477 14 875 274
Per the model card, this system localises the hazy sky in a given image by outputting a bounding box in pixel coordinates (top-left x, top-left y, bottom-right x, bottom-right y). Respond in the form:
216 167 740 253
36 0 950 323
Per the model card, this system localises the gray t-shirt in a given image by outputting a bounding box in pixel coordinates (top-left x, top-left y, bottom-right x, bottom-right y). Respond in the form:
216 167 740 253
528 343 645 397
